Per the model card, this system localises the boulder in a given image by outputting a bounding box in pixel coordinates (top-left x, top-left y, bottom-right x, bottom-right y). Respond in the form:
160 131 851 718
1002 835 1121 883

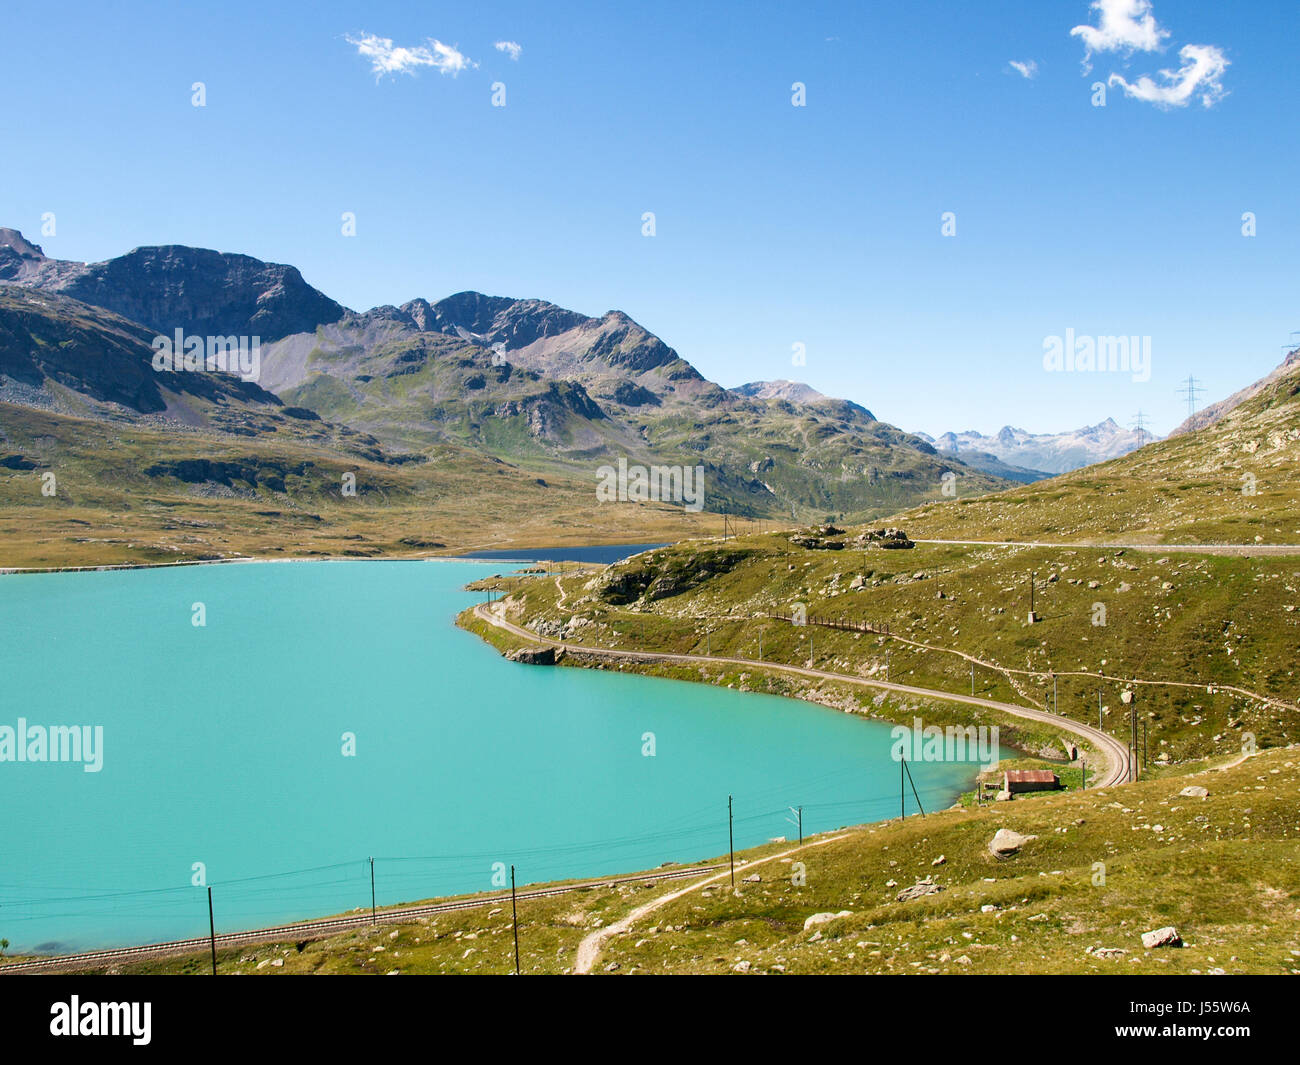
1141 926 1182 949
1179 785 1209 799
803 910 852 931
988 828 1037 857
895 877 944 902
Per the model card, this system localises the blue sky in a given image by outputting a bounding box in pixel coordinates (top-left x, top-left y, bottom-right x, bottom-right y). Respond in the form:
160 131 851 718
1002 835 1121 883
2 0 1296 437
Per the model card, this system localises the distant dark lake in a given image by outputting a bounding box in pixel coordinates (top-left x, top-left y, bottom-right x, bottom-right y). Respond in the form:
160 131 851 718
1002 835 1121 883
456 543 669 565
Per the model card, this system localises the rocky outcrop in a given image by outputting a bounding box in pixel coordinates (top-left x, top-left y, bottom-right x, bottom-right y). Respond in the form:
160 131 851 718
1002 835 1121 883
1 230 346 342
853 527 914 549
789 524 847 550
143 457 314 493
606 380 661 407
506 646 562 666
596 548 752 605
0 287 285 414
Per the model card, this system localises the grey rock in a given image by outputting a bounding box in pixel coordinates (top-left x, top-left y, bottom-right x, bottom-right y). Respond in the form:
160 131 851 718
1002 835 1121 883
988 828 1037 857
803 910 852 931
895 876 944 902
1141 926 1182 949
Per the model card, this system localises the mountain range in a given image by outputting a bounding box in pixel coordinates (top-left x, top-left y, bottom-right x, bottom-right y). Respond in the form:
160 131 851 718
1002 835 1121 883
0 229 1005 526
915 420 1157 479
3 226 1294 566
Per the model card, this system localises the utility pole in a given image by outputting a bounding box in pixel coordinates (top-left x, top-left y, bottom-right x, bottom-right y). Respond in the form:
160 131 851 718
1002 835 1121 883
1081 757 1086 790
728 795 735 887
1132 700 1138 781
1176 375 1206 420
971 662 975 696
208 886 217 976
900 756 925 819
1098 690 1103 729
510 864 520 976
1053 673 1058 714
1122 688 1137 782
1028 570 1037 624
369 856 376 925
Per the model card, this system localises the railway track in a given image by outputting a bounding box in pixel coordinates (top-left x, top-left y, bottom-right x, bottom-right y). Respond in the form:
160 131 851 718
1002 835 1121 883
475 604 1132 789
0 864 725 974
5 597 1138 975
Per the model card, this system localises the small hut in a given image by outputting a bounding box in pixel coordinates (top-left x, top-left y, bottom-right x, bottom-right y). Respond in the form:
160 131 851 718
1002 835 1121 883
1003 769 1060 794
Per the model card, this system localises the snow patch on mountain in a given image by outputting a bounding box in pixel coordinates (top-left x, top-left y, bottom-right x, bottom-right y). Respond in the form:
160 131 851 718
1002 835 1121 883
915 418 1156 475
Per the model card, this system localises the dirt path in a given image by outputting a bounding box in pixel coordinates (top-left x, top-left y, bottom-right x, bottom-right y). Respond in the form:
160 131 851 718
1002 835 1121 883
913 538 1300 557
474 604 1132 788
573 834 850 974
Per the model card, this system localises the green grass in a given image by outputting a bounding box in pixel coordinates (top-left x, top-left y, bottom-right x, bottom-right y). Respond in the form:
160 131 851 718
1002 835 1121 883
0 402 729 569
50 746 1300 975
466 529 1300 763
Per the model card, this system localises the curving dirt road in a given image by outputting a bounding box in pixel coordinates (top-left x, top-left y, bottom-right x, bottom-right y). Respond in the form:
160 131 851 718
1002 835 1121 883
474 604 1133 788
912 538 1300 557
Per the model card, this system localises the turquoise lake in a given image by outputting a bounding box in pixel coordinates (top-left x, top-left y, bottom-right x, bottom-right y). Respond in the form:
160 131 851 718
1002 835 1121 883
0 560 989 953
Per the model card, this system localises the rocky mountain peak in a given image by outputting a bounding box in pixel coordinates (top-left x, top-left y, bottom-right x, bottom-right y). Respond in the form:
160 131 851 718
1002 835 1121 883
0 228 46 261
0 230 347 342
0 228 51 283
732 380 828 404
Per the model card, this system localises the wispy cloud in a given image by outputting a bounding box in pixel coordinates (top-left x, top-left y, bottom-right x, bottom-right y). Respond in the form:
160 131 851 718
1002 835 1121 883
1108 43 1229 108
1008 59 1039 80
1070 0 1228 109
345 32 477 80
1070 0 1168 66
494 40 522 61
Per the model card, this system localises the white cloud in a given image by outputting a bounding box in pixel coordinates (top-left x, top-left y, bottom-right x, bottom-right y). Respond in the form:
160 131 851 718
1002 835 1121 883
1070 1 1229 109
494 40 522 61
345 32 477 80
1009 59 1039 80
1108 43 1229 108
1070 0 1169 64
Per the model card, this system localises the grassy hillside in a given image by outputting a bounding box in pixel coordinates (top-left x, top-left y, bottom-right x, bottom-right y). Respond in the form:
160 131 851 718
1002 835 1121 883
468 529 1299 763
0 402 727 569
48 745 1299 975
895 357 1300 545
